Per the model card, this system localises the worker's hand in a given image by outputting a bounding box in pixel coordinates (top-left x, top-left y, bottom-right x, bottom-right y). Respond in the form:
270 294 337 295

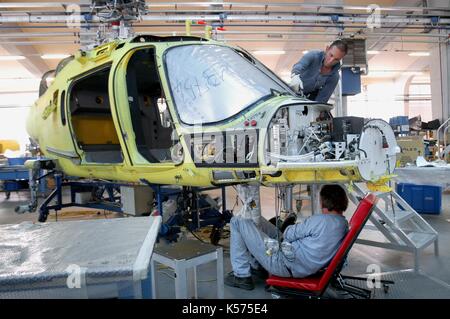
289 74 304 94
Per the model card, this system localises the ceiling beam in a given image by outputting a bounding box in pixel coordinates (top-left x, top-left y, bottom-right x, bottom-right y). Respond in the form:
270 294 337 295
0 25 50 77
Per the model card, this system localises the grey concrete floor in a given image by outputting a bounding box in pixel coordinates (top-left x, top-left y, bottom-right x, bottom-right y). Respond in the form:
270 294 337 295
1 186 450 299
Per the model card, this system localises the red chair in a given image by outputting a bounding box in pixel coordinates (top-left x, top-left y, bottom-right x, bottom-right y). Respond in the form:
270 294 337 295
266 193 393 299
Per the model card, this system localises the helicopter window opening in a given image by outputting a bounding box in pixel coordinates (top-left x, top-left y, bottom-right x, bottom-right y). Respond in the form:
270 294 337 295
60 90 66 126
69 66 123 164
39 70 56 97
126 48 175 163
165 44 290 124
302 105 308 116
115 43 125 50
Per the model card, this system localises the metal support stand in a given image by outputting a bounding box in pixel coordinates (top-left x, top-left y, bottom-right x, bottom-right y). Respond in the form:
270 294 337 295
311 184 321 215
38 173 127 222
151 240 224 299
35 172 231 244
280 185 294 213
348 183 439 273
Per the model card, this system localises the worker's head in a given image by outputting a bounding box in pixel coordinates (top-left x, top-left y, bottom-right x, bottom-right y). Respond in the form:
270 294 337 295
323 40 348 68
320 184 349 214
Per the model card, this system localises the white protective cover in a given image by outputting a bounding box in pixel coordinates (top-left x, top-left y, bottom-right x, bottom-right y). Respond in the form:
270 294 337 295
0 216 161 299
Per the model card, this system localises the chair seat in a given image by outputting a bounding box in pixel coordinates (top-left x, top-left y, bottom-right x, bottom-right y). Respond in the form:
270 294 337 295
266 274 324 292
266 193 379 298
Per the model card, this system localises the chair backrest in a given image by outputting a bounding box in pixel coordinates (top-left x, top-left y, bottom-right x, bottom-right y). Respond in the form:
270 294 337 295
317 193 378 290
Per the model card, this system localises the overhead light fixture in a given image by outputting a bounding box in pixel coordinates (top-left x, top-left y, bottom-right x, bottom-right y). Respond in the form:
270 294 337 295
367 50 380 55
0 56 26 61
41 54 71 60
253 50 286 55
362 70 425 78
362 72 396 78
408 52 430 57
403 71 425 76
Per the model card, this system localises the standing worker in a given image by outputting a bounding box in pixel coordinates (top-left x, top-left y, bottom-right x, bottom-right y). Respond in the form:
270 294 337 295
290 40 348 103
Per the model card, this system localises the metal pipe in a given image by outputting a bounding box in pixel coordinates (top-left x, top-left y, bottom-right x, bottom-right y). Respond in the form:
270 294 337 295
437 118 450 158
0 3 70 8
1 2 450 14
137 29 447 39
223 38 442 44
0 14 450 25
1 23 448 31
0 40 81 45
146 2 450 13
444 126 449 157
0 37 442 45
0 30 445 42
141 14 450 25
218 30 449 38
6 8 449 18
0 90 38 94
0 32 95 38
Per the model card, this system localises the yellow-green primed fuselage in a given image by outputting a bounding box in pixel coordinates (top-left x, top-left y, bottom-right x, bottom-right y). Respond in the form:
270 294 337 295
27 35 396 187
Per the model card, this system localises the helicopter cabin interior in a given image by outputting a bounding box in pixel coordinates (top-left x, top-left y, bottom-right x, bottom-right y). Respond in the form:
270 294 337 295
68 47 174 164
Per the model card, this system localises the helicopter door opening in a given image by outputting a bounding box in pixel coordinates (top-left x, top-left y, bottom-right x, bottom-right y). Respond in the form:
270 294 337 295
126 48 175 163
69 66 123 164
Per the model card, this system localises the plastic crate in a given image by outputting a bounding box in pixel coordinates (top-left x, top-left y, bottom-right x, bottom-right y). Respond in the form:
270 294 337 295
389 116 409 134
396 183 442 215
389 116 409 126
4 181 21 191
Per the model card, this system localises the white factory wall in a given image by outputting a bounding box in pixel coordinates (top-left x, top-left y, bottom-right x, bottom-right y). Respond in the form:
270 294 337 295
0 79 39 152
347 74 432 122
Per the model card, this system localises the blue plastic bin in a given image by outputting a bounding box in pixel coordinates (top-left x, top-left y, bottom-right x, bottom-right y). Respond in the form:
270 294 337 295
4 181 21 191
396 183 442 215
3 180 29 191
389 116 409 126
7 157 33 166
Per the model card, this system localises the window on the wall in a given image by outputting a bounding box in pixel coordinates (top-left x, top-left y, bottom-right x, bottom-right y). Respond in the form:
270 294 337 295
405 76 432 122
346 73 432 122
0 87 39 151
347 81 404 121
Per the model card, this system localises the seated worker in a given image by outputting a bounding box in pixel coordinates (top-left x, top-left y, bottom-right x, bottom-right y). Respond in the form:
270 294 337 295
225 184 349 290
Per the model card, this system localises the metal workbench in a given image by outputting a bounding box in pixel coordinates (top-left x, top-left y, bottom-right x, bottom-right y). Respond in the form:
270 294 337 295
0 216 161 299
394 166 450 188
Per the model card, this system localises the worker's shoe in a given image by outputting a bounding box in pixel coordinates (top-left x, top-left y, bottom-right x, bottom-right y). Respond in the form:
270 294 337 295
225 272 255 290
251 267 269 280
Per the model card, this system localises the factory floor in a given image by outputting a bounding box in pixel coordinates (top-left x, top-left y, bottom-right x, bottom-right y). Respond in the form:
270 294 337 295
1 186 450 299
